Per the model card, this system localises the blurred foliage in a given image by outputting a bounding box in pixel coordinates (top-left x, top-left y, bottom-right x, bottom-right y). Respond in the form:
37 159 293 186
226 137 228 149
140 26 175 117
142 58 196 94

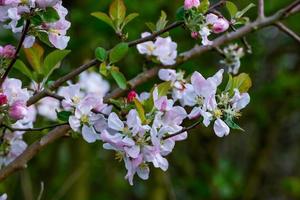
0 0 300 199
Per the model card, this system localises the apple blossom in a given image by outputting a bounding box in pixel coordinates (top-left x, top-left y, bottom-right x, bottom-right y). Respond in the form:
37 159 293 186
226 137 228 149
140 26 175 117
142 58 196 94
0 44 16 58
9 100 28 120
184 0 200 10
0 93 8 105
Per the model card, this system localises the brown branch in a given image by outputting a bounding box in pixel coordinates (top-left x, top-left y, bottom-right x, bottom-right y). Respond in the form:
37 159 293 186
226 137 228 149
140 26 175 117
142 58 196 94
1 0 299 182
0 125 71 181
275 22 300 44
0 20 31 87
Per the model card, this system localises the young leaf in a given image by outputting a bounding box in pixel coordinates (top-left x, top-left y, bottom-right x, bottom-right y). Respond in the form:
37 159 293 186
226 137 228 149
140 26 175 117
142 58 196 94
235 3 255 19
133 99 147 124
39 7 60 23
145 22 156 32
109 0 126 23
100 62 108 76
226 1 238 18
111 67 127 89
198 0 210 13
24 43 44 73
109 42 129 63
225 117 244 131
95 47 108 62
156 11 168 31
176 6 185 20
226 73 252 94
14 60 34 80
43 50 71 77
91 12 115 30
36 32 53 47
122 13 139 27
57 111 72 122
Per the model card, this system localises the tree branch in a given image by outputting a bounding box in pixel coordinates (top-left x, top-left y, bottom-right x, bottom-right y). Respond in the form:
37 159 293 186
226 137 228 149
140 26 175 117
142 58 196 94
275 22 300 44
0 20 31 87
163 120 202 140
1 0 299 182
258 0 265 19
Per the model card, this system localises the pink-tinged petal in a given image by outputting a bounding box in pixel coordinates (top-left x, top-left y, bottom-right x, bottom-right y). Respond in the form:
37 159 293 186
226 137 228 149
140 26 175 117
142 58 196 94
49 34 70 50
137 165 150 180
69 116 80 131
231 89 250 110
213 119 230 137
125 145 140 159
23 36 35 48
82 125 98 143
206 13 219 24
108 112 124 131
184 0 200 10
158 69 177 82
188 107 202 119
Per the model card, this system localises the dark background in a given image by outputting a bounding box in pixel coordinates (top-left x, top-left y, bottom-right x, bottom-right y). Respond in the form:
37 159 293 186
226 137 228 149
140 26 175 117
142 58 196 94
1 0 300 199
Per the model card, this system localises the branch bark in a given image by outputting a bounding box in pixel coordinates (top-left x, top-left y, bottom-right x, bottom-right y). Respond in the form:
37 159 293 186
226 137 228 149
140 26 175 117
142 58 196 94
1 0 300 182
258 0 265 19
275 22 300 44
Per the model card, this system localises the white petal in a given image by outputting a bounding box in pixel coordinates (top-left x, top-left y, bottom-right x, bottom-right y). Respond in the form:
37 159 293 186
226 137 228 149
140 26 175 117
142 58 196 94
82 125 98 143
108 112 124 131
213 119 230 137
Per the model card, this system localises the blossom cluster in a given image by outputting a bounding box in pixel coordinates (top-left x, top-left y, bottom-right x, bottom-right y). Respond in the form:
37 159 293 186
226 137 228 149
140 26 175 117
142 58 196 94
183 0 230 45
0 0 70 49
137 32 177 66
0 78 36 167
0 71 109 167
220 44 245 75
58 68 250 185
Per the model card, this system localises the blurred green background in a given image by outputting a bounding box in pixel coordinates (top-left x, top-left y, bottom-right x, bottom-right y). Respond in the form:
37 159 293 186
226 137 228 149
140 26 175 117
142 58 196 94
1 0 300 199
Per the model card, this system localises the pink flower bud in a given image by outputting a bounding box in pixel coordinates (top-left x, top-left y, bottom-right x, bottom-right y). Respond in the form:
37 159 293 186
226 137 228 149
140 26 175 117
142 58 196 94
0 45 16 59
184 0 200 10
0 93 8 105
9 101 28 120
212 18 229 34
191 31 200 39
127 90 137 102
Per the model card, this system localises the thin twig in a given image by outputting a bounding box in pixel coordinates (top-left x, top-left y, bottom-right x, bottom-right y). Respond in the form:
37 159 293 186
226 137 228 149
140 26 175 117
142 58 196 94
2 123 68 132
0 20 31 87
275 22 300 44
163 121 202 140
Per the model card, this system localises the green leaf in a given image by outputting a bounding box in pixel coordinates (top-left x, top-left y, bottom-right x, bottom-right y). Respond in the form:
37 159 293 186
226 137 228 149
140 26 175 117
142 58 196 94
226 73 252 94
111 67 127 89
198 0 210 13
123 13 139 26
145 22 156 32
91 12 115 30
95 47 107 62
24 43 44 73
176 6 185 20
226 1 238 18
100 62 108 76
43 50 71 78
57 111 72 122
14 60 34 80
133 99 146 124
109 0 126 25
224 117 244 131
36 32 52 47
39 7 60 23
156 11 168 31
109 42 129 64
235 3 255 19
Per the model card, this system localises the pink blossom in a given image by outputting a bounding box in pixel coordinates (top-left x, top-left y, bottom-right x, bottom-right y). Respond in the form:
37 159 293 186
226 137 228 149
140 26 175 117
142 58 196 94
212 18 230 33
184 0 200 10
191 31 200 39
9 100 28 120
0 93 8 105
127 90 137 102
0 44 16 58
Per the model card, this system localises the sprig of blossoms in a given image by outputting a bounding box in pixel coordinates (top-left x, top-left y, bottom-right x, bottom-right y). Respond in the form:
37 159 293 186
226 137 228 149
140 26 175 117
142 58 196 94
0 0 71 49
220 44 245 75
137 32 177 66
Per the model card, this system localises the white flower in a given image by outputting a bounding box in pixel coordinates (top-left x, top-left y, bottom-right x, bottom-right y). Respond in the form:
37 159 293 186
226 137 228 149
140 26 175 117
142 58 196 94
37 97 60 121
136 32 155 56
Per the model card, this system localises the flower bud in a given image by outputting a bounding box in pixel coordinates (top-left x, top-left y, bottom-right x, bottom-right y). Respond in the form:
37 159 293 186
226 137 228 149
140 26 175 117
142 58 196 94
127 90 137 102
184 0 200 10
0 93 8 105
191 31 200 39
9 101 28 120
212 18 229 34
0 45 16 59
